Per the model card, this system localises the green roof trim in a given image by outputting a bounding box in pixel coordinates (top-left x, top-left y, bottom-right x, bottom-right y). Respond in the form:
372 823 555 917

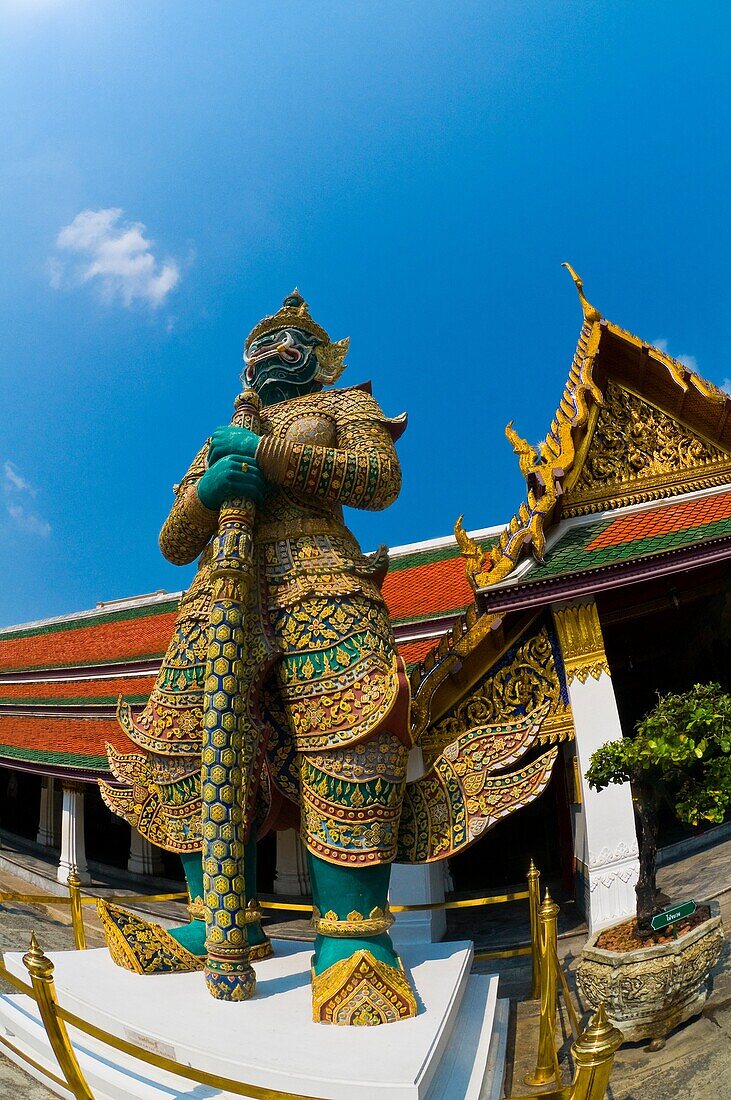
0 744 110 770
0 598 180 643
391 607 470 628
388 536 496 574
522 514 731 583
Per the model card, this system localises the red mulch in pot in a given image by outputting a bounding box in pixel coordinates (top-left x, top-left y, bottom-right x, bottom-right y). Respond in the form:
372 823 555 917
595 905 710 951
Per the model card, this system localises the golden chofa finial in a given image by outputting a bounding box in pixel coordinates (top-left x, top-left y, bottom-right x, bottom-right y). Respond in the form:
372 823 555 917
562 263 601 324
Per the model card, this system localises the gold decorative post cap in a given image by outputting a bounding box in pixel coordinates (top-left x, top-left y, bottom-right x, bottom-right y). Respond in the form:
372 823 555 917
539 887 560 918
573 1003 624 1065
23 932 53 980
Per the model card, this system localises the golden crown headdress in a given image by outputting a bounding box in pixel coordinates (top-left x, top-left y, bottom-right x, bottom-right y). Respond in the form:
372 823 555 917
245 290 349 386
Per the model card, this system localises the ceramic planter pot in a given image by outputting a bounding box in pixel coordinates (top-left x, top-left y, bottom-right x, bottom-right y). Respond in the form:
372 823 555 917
576 900 724 1043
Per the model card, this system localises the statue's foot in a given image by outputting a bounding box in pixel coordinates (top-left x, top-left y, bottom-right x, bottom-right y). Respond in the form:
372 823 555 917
311 947 418 1025
97 900 205 975
97 901 274 973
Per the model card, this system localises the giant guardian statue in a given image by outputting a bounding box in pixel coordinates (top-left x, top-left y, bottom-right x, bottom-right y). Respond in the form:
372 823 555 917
98 291 557 1025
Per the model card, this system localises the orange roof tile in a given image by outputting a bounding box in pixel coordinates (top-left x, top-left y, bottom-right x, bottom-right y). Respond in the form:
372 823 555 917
0 715 129 767
382 555 472 621
0 676 156 701
585 489 731 552
0 610 178 671
397 637 443 669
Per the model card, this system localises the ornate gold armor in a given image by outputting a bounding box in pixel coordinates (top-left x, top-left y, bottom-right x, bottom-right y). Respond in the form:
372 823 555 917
101 384 411 866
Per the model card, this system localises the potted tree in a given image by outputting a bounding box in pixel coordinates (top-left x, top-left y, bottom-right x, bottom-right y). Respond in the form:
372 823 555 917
576 683 729 1045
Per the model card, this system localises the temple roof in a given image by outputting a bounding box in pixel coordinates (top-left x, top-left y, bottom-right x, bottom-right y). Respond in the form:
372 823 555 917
479 485 731 614
456 268 731 592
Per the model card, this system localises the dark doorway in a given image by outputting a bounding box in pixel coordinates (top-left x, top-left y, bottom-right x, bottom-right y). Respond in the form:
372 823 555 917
0 767 41 841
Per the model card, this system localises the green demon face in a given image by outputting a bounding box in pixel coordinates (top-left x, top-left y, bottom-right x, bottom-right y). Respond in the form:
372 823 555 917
243 327 323 406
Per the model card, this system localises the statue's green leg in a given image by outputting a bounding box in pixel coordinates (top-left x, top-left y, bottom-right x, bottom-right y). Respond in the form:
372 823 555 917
245 837 270 954
309 856 397 973
308 852 417 1025
169 840 270 959
167 851 205 956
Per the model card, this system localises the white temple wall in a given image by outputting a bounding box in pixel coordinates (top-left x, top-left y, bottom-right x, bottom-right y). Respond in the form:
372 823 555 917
553 599 639 933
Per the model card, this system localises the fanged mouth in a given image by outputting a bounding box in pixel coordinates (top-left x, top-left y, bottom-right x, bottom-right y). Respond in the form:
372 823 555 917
244 332 304 380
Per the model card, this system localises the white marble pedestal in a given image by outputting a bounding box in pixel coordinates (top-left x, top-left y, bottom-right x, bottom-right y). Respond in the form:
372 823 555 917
0 940 507 1099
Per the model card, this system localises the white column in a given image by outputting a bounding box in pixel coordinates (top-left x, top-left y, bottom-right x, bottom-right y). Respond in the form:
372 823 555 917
274 829 311 896
127 828 165 877
36 777 59 847
57 780 90 885
389 745 446 944
553 600 639 934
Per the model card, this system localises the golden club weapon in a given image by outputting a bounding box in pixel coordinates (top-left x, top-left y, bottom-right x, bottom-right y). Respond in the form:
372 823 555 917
201 388 265 1001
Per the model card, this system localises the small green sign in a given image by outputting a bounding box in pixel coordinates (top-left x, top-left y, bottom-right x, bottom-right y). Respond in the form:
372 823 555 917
650 900 696 932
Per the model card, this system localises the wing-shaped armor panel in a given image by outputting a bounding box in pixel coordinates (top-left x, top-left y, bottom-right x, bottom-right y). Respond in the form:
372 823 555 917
396 704 557 863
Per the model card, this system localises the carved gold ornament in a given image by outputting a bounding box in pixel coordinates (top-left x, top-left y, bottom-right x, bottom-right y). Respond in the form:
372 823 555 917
422 626 573 765
314 337 350 385
563 381 731 516
398 705 558 863
312 905 395 938
311 949 417 1025
187 895 206 921
552 601 610 684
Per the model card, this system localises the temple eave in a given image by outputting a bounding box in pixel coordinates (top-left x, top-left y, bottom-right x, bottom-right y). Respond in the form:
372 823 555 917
477 534 731 615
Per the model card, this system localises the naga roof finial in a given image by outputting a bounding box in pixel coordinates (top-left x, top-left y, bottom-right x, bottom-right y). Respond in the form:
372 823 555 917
562 263 601 324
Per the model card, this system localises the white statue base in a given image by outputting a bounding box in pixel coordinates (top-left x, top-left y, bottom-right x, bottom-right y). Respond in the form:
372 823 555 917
0 940 507 1099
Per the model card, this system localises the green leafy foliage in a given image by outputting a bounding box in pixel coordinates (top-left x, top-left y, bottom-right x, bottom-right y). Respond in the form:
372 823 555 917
586 683 731 931
586 682 731 825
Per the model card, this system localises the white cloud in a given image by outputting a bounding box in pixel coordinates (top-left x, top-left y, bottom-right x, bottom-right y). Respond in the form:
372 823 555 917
721 379 731 395
652 338 698 373
3 462 51 539
3 461 34 494
51 208 181 309
6 502 51 539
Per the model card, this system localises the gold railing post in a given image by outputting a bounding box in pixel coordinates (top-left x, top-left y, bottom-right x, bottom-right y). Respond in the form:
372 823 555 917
67 869 87 951
568 1004 623 1100
22 933 94 1100
527 859 541 999
525 888 561 1087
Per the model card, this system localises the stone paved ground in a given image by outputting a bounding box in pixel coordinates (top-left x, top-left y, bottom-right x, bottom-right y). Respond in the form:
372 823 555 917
1 833 730 1098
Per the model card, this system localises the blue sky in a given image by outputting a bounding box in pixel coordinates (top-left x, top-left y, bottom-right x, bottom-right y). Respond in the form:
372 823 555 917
1 1 730 627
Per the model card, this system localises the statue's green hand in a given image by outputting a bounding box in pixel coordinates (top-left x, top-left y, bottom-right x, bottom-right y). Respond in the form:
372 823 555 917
197 455 266 510
208 426 260 466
